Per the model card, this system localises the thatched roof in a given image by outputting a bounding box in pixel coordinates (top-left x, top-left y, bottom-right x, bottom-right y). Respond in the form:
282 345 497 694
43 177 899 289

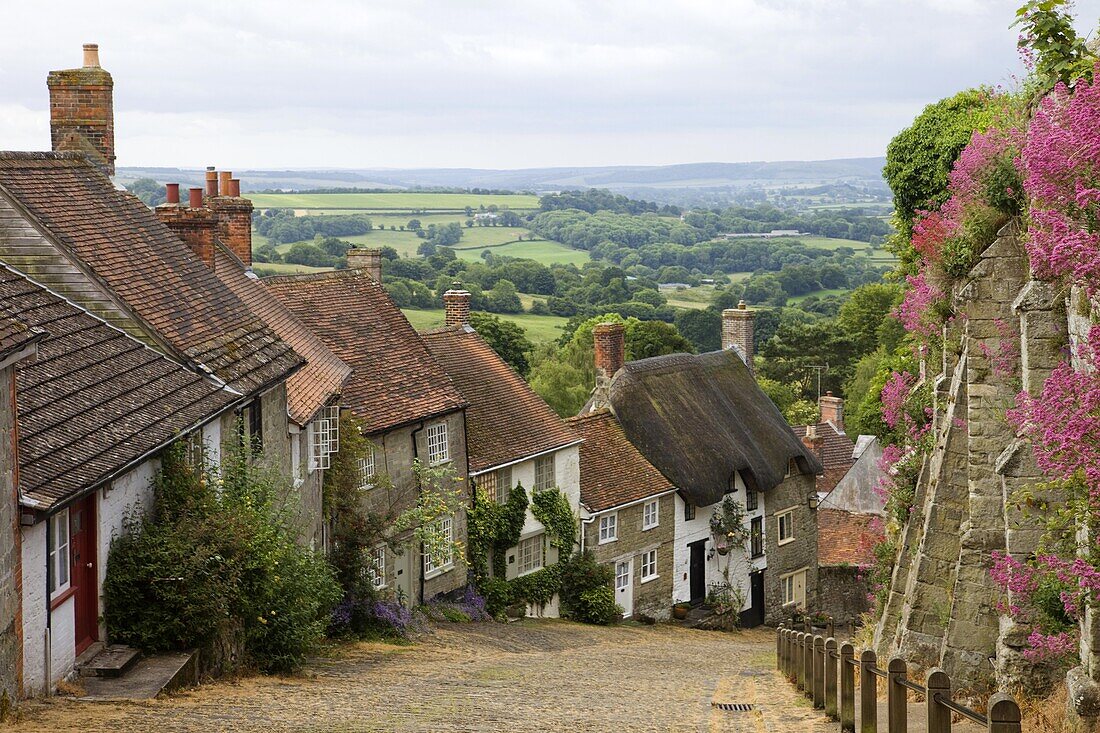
607 349 822 506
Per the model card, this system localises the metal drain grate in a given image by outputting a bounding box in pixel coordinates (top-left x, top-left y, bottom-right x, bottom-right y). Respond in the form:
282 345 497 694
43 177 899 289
712 703 754 712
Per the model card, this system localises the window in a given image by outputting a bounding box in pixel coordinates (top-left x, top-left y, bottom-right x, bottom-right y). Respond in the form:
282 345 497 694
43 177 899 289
49 510 70 598
750 516 764 558
495 466 512 504
476 470 497 499
308 407 340 471
640 549 657 582
426 422 449 465
598 513 617 544
782 569 807 607
777 509 795 545
517 534 544 575
534 454 555 491
684 503 696 521
745 490 758 512
358 446 376 490
641 500 659 530
368 545 386 589
423 515 455 577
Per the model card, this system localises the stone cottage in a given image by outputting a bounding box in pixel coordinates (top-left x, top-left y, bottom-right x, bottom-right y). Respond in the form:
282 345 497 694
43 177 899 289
566 409 677 620
581 315 822 626
265 258 471 605
421 286 582 616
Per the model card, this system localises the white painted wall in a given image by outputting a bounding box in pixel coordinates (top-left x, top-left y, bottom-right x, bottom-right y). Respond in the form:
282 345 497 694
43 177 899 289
97 460 158 639
20 520 76 695
202 419 222 467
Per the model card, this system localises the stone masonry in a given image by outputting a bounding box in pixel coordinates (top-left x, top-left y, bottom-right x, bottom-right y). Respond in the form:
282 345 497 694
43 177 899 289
48 45 115 177
721 302 754 374
1 365 22 704
874 224 1066 694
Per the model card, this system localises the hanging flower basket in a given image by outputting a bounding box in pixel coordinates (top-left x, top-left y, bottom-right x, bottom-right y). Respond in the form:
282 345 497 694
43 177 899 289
714 535 731 555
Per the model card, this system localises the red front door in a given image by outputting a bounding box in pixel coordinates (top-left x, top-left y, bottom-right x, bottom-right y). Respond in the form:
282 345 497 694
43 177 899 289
70 495 98 655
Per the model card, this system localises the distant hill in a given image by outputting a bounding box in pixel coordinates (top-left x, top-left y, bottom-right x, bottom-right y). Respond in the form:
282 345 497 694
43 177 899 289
117 157 886 197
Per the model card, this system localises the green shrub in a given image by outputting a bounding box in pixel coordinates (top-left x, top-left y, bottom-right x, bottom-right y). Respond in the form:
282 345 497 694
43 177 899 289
479 577 513 619
573 587 621 625
558 551 619 624
103 445 340 673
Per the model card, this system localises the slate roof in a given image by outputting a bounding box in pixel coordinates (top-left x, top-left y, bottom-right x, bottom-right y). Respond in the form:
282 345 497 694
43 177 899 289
211 245 351 425
264 269 466 434
606 349 822 506
565 410 675 512
0 263 237 510
793 420 857 494
421 324 578 472
0 313 45 363
817 509 883 566
0 152 302 394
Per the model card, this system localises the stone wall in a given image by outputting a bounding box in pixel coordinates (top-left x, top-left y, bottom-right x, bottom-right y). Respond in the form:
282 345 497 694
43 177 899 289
874 225 1067 693
765 472 819 626
0 366 21 703
818 566 871 630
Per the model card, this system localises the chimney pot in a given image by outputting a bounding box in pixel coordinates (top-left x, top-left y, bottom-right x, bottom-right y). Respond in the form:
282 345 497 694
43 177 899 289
443 282 472 327
721 303 755 376
165 183 180 204
188 187 203 208
218 171 232 196
593 322 626 379
205 169 219 197
228 178 241 197
82 43 100 68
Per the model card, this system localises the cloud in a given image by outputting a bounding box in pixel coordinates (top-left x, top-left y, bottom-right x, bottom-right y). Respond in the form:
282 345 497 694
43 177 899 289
1 0 1097 168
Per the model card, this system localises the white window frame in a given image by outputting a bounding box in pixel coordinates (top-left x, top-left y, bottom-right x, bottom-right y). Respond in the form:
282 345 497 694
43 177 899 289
49 509 71 599
642 500 659 530
777 508 796 546
534 454 555 492
640 549 658 583
425 422 449 465
781 568 807 607
516 534 544 576
369 545 386 589
598 513 618 544
495 466 512 504
358 446 377 490
423 515 455 578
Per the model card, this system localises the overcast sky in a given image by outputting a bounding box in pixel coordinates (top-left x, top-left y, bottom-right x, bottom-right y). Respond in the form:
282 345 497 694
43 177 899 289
2 1 1098 170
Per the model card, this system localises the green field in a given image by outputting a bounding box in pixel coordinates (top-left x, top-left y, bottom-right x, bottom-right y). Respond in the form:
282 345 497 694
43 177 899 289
248 192 540 211
453 239 590 266
402 308 568 344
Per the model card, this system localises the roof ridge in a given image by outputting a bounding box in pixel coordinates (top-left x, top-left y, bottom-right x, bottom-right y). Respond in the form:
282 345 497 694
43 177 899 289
564 409 613 424
0 151 82 161
263 268 373 286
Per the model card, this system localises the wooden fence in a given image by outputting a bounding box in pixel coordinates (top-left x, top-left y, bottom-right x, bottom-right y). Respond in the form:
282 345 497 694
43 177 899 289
776 626 1022 733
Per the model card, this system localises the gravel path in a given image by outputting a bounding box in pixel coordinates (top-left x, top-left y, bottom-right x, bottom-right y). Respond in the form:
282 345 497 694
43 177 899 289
14 621 834 732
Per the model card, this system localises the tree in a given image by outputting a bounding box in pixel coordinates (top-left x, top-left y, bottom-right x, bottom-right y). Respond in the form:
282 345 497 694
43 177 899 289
407 219 422 231
468 311 534 377
124 177 166 207
485 279 523 314
675 308 722 352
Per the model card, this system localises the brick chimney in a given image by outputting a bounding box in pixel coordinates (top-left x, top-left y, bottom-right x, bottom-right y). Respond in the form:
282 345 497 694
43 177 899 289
819 391 844 432
594 322 626 379
48 43 115 177
155 186 217 269
722 300 755 376
443 282 471 327
801 424 824 459
205 169 254 267
346 247 383 281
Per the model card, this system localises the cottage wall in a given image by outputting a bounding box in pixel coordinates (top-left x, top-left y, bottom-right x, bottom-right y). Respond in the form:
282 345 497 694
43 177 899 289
19 520 75 695
584 493 676 620
765 472 819 626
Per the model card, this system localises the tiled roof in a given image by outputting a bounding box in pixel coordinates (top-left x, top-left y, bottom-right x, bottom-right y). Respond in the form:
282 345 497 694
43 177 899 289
0 263 237 509
817 509 883 566
792 420 856 494
0 313 45 362
264 269 466 434
0 152 302 394
422 325 578 472
211 246 351 425
565 410 675 512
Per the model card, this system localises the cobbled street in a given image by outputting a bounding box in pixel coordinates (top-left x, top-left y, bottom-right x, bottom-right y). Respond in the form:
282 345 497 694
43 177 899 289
14 621 832 733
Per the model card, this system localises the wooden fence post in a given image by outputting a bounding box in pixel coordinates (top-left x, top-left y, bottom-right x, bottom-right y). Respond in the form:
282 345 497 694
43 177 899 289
796 633 806 691
813 635 825 709
887 657 907 733
825 638 838 720
925 668 951 733
776 625 782 671
840 642 855 732
803 632 814 699
860 649 878 733
785 629 792 679
987 693 1022 733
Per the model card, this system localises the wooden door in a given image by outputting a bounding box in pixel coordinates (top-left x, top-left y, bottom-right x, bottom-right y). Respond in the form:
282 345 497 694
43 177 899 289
740 570 766 628
689 540 706 605
393 546 413 607
614 559 633 618
70 495 98 655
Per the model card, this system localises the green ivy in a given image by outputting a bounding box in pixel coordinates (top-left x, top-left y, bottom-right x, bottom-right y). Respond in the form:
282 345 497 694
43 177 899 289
510 564 562 608
530 488 577 553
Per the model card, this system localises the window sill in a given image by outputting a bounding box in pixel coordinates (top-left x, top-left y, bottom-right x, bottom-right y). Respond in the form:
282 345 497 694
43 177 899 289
640 574 659 585
50 585 76 611
424 564 454 581
293 478 305 490
642 523 658 531
777 537 795 546
429 459 453 468
516 566 544 578
598 537 617 545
